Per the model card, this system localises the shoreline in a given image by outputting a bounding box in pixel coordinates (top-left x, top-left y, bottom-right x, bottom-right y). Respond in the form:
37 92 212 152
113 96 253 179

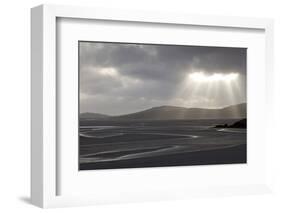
79 144 246 170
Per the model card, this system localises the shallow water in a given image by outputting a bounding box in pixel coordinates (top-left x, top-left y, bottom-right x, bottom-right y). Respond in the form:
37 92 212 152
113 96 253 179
79 119 246 167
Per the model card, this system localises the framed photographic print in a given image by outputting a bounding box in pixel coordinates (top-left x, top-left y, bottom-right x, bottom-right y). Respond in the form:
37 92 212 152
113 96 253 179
31 4 274 208
78 41 247 170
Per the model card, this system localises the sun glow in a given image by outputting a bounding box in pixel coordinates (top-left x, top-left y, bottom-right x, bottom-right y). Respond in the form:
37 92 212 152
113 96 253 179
189 72 239 83
98 67 119 77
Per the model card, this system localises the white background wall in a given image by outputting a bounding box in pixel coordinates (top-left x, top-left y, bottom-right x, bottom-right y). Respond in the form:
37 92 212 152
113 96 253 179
0 0 281 212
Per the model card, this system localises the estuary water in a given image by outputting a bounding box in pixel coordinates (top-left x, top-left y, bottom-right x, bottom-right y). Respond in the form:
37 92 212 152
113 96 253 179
79 119 246 170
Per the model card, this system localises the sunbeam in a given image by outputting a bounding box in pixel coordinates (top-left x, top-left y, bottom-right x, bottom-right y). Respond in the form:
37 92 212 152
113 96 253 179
181 71 242 115
189 72 239 83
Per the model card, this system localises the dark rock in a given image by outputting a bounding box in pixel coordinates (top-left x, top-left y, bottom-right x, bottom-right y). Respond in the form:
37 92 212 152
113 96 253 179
214 118 246 129
228 118 246 128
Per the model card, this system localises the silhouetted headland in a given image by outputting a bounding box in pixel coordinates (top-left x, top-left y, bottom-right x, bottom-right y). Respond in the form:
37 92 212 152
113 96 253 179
214 118 246 128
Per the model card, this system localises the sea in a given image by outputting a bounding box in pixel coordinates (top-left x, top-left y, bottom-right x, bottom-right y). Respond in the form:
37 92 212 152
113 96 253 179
79 119 246 170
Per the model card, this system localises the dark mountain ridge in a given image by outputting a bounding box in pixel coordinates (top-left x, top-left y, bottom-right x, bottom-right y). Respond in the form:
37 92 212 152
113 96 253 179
79 112 110 119
80 103 246 120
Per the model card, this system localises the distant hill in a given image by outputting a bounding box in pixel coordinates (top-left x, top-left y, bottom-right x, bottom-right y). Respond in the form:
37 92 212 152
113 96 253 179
80 112 110 120
80 103 246 120
113 103 246 120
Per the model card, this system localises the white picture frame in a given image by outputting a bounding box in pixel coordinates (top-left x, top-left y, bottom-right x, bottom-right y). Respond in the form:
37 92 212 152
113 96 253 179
31 4 274 208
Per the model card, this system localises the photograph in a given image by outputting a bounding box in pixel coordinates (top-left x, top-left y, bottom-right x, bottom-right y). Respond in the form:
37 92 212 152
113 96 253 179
79 41 247 170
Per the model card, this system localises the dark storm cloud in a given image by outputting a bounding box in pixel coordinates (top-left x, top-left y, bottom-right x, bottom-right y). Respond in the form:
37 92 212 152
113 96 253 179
80 42 152 68
80 43 246 84
79 42 246 115
190 47 246 73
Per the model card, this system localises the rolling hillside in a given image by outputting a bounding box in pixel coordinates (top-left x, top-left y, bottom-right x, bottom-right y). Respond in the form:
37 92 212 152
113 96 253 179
80 103 246 120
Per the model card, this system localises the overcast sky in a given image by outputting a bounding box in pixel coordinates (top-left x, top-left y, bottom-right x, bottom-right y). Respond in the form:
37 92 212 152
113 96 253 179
79 42 246 115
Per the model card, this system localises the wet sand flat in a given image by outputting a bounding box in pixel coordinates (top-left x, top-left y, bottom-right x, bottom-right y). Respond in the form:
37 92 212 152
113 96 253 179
79 119 246 170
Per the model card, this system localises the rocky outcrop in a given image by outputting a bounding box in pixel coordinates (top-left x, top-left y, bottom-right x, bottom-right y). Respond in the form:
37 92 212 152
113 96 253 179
214 118 246 128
